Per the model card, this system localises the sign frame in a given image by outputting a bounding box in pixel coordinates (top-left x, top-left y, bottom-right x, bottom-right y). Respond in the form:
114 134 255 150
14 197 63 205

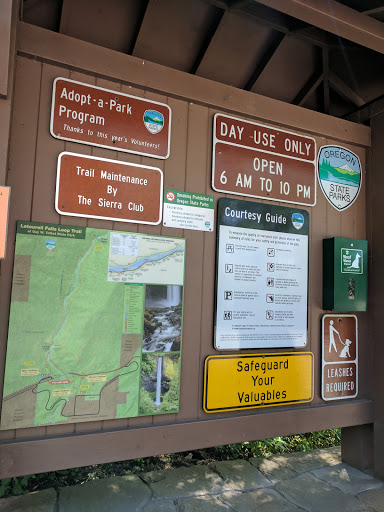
50 77 172 159
212 113 317 207
203 352 314 413
321 314 358 401
55 152 164 225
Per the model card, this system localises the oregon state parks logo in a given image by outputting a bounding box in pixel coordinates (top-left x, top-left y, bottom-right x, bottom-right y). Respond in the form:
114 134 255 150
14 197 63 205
292 213 304 230
317 146 362 211
143 110 164 134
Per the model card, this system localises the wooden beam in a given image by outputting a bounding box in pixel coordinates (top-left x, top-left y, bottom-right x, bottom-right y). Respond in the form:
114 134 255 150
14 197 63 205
253 0 384 54
190 9 225 74
0 400 374 478
329 70 365 107
293 72 323 106
0 0 13 98
363 7 384 16
236 1 334 48
322 47 330 114
243 32 285 90
204 0 336 47
16 22 371 146
128 0 150 55
344 93 384 124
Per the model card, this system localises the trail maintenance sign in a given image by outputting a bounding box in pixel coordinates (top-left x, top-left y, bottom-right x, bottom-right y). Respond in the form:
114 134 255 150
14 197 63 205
322 314 358 401
203 353 313 413
212 113 316 206
56 152 163 225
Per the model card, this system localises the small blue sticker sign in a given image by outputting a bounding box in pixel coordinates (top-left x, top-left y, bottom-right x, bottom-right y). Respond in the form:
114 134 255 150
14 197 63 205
317 146 362 211
143 110 164 134
46 239 56 251
292 213 304 230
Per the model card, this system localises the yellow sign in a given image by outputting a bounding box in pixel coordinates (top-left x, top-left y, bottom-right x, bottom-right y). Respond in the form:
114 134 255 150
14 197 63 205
0 186 10 259
21 369 39 377
203 353 313 413
52 389 70 397
87 374 106 382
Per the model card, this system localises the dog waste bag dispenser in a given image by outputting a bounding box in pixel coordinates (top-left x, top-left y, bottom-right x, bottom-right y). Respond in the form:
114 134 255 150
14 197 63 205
323 237 367 312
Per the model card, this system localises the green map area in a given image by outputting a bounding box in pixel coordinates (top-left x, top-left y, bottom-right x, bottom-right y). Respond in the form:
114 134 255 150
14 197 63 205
1 222 185 430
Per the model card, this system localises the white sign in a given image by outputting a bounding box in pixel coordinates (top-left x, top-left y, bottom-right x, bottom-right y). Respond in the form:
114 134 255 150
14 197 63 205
163 190 214 232
215 198 309 350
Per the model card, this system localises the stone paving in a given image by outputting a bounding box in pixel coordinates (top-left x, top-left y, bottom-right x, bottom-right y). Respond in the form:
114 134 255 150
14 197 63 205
1 447 384 511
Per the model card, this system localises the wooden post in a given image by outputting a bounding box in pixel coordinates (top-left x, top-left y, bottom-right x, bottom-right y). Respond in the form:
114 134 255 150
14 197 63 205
341 425 373 470
369 111 384 478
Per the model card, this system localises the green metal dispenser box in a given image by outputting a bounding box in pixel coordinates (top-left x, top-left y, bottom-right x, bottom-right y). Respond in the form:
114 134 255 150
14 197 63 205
323 237 368 312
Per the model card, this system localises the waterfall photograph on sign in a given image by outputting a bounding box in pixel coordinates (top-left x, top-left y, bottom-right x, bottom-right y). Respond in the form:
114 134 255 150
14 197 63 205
143 284 183 352
139 353 181 415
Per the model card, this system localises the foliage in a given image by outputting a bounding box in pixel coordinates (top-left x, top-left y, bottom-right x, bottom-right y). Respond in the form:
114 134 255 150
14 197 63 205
141 353 156 377
0 429 340 499
161 368 180 412
138 387 157 414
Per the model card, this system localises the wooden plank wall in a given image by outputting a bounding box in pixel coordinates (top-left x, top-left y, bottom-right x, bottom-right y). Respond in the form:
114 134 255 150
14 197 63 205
0 25 372 476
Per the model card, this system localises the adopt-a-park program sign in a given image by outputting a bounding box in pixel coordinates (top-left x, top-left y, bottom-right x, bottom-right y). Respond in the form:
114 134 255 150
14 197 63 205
215 198 309 350
51 78 171 159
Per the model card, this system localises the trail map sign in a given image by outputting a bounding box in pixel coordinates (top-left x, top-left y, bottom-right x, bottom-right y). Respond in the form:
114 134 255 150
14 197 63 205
212 114 316 206
56 152 163 225
215 198 309 350
1 222 185 430
51 78 171 159
322 314 358 401
204 353 313 412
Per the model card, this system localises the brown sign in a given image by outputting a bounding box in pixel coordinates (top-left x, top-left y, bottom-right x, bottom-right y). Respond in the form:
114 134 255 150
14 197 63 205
51 78 171 159
322 314 358 401
55 152 163 225
212 114 316 206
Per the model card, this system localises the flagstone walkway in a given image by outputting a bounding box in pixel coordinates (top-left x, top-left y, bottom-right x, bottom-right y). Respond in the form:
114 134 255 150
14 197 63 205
2 447 384 511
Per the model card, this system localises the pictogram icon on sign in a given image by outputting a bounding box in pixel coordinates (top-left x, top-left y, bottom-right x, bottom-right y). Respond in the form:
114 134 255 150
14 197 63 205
166 191 175 202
